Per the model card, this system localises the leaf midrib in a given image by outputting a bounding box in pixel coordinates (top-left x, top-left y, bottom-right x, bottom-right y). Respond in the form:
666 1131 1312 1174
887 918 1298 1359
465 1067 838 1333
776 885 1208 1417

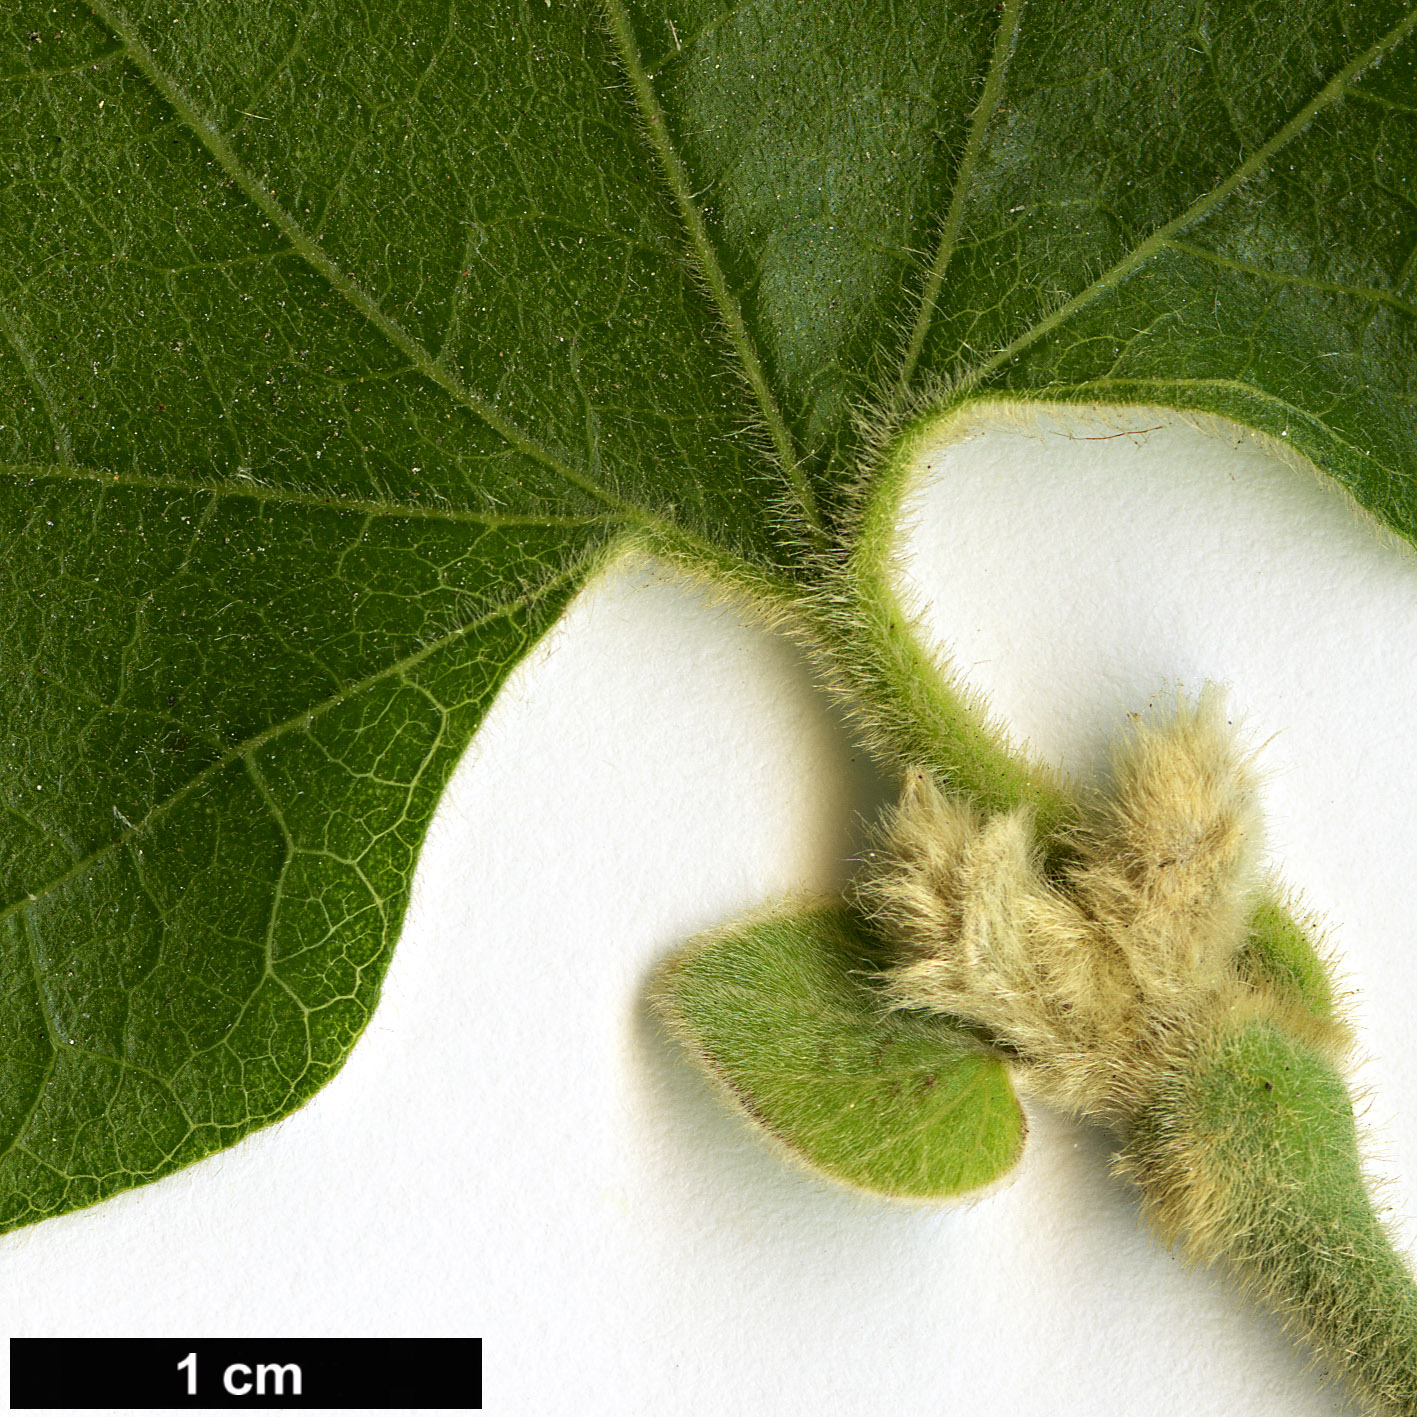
599 0 827 545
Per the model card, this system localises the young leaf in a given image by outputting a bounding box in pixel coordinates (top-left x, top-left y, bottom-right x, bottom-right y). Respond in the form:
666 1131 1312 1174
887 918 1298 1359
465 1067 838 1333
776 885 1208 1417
655 900 1025 1199
1 0 1415 1243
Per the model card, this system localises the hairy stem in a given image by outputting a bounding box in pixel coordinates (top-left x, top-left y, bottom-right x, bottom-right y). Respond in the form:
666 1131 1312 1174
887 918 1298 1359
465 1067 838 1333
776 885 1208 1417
816 405 1341 1013
822 403 1417 1405
1123 1022 1417 1416
650 404 1417 1407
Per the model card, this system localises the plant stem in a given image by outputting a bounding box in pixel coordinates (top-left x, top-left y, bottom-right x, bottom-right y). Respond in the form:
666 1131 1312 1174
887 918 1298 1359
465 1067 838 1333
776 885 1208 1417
1123 1021 1417 1416
825 403 1417 1407
816 407 1075 834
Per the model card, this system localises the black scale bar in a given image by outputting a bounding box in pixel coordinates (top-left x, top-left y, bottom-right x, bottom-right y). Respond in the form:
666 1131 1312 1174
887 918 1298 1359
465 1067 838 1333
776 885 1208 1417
10 1338 481 1410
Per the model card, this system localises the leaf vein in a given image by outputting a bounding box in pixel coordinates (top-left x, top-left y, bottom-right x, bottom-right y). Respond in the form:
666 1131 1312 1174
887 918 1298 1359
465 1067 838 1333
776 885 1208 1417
599 0 825 543
959 5 1417 388
0 552 595 926
0 460 617 529
895 0 1024 401
1051 376 1400 479
1164 238 1417 318
0 42 126 83
86 0 623 516
0 1052 57 1173
0 291 72 462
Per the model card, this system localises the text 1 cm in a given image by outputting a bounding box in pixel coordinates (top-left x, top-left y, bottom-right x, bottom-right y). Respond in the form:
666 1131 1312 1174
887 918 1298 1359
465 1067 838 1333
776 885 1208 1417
176 1350 303 1398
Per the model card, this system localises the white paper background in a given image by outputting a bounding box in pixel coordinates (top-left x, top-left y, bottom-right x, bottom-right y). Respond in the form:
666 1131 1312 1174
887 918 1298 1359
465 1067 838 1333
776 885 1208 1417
4 407 1417 1416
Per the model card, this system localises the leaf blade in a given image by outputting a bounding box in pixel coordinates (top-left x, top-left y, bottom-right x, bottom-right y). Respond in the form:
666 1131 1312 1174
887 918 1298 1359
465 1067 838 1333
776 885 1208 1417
656 901 1026 1200
4 0 1417 1231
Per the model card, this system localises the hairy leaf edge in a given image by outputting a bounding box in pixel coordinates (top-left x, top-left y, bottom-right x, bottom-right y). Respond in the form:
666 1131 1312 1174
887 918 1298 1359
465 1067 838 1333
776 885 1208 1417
648 895 1028 1204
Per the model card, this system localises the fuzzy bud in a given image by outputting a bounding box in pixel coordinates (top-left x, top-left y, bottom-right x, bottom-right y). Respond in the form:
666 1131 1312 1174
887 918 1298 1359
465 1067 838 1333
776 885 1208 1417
857 688 1272 1122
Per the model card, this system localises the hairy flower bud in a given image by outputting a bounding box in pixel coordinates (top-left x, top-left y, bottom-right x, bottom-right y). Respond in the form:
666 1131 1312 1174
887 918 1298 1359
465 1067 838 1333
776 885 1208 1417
855 688 1334 1122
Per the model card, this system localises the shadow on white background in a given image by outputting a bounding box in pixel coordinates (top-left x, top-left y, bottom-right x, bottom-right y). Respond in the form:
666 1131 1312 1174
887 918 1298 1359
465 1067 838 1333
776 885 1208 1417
4 408 1415 1417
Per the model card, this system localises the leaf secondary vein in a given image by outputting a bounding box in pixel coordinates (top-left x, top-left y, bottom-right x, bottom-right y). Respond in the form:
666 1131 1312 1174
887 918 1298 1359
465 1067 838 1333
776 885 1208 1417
1163 239 1417 318
957 4 1417 389
87 1 624 517
0 1047 56 1172
895 0 1024 402
0 460 618 529
598 0 826 545
1058 375 1396 475
0 42 126 83
0 552 594 926
0 459 795 606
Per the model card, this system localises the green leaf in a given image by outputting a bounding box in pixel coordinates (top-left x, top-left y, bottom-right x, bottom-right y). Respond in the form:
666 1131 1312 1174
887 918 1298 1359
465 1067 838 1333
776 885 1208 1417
2 0 1416 1228
655 901 1025 1199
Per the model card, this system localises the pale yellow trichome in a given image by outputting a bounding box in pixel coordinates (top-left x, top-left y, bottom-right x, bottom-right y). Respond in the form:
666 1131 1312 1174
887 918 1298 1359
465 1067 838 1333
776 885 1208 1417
857 689 1336 1123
